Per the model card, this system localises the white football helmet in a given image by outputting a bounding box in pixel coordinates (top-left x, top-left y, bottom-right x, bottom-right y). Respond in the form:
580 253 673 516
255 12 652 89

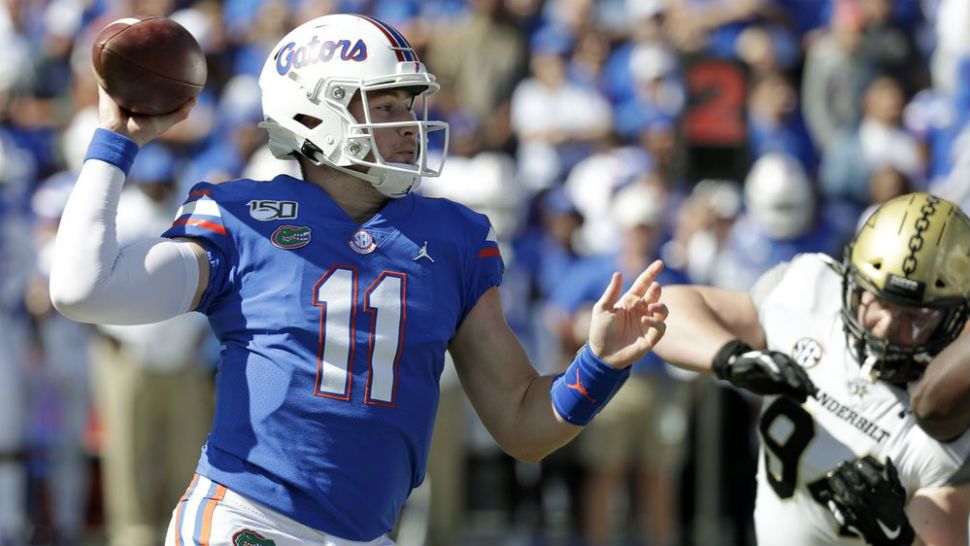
258 14 449 198
743 153 814 240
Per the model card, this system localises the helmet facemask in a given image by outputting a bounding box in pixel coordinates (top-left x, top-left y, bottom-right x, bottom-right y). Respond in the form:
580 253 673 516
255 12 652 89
840 263 968 384
840 193 970 385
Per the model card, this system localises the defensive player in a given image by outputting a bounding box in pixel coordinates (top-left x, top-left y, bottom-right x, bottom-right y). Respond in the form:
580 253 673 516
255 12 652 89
911 322 970 441
48 14 669 546
653 193 970 545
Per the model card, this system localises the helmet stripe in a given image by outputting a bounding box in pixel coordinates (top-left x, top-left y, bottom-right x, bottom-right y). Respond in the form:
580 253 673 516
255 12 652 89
357 15 416 62
376 18 417 61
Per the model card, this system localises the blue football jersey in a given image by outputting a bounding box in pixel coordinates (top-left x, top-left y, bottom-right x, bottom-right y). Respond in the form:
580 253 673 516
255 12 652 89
162 175 503 540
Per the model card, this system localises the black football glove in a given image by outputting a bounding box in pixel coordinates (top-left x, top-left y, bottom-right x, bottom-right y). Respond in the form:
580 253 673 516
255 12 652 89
822 455 914 546
712 339 818 403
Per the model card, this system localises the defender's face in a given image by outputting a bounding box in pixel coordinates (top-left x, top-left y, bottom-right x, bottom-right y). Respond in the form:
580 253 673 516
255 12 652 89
855 289 944 347
349 89 418 165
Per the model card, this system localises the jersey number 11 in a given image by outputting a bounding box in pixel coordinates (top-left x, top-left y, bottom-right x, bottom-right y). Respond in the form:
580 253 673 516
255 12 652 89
313 266 406 407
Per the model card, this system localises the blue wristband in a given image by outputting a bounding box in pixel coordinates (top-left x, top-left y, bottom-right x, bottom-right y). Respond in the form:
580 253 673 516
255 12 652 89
84 128 139 176
550 345 631 426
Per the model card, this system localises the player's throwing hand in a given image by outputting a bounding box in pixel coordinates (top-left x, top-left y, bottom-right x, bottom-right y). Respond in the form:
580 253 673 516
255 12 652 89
97 86 196 147
587 259 669 369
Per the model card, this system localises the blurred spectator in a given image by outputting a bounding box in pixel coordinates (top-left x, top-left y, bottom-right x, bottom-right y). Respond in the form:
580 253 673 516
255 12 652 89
664 0 790 59
550 183 688 546
528 187 586 300
663 178 743 284
506 185 588 362
856 0 926 92
0 144 33 546
511 24 612 190
734 22 800 75
613 42 684 142
803 0 923 151
178 74 266 191
422 356 465 546
567 29 613 92
747 71 816 172
541 0 598 36
867 164 914 205
820 75 921 207
601 0 668 106
417 143 524 546
563 138 654 254
932 120 970 214
927 0 970 93
905 56 970 192
713 153 847 290
25 171 93 546
228 0 293 77
424 0 529 150
89 144 214 546
801 0 873 149
855 165 915 230
0 72 39 544
637 116 684 184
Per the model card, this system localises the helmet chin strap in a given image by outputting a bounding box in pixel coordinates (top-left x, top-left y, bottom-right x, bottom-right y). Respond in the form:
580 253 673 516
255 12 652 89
290 133 420 199
843 324 880 399
848 354 880 399
364 165 419 198
327 162 419 199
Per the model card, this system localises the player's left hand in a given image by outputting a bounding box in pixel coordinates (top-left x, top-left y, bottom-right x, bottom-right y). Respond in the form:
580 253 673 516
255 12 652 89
821 455 914 546
587 259 668 369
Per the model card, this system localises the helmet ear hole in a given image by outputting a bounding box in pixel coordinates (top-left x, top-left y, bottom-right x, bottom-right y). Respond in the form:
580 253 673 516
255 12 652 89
936 279 947 289
294 114 322 129
871 260 882 270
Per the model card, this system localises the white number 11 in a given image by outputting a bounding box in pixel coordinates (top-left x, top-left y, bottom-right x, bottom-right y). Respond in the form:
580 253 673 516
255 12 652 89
313 267 406 407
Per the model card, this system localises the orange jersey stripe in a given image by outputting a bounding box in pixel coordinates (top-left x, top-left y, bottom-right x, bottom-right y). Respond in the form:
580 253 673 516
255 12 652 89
199 484 227 546
174 474 200 546
172 217 227 235
477 247 501 258
188 189 213 199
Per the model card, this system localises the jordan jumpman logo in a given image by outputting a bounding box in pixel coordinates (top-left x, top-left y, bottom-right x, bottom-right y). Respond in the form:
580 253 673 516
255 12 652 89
414 241 434 262
566 368 596 403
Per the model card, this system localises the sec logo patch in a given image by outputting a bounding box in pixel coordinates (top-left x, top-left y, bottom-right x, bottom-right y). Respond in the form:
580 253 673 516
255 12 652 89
349 229 377 255
791 337 823 369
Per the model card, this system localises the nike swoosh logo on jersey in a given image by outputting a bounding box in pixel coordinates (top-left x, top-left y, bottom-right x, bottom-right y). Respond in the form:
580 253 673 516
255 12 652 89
877 519 901 540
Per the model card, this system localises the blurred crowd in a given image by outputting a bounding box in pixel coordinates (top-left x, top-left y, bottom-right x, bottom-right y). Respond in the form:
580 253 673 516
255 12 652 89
3 0 970 545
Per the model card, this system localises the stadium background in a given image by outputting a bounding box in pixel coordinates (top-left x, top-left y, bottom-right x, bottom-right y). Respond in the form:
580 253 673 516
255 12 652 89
2 0 970 544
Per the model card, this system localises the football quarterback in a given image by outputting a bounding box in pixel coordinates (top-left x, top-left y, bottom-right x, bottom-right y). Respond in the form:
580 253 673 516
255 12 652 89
49 13 669 545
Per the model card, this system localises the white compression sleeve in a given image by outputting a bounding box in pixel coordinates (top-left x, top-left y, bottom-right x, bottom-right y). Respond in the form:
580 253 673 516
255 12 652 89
49 159 201 325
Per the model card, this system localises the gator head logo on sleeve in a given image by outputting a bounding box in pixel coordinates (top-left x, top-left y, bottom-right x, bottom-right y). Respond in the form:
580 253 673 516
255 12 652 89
232 529 276 546
271 225 312 249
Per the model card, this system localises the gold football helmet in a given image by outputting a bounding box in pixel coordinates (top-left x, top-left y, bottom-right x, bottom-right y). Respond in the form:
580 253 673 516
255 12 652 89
842 193 970 383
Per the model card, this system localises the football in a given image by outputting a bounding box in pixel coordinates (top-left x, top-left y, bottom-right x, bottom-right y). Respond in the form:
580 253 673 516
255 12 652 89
92 16 207 115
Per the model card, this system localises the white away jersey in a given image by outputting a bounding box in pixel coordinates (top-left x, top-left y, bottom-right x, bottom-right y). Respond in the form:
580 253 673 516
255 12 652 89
750 253 970 545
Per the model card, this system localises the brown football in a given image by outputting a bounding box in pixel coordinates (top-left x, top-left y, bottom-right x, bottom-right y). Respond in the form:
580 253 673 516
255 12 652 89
92 16 207 115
